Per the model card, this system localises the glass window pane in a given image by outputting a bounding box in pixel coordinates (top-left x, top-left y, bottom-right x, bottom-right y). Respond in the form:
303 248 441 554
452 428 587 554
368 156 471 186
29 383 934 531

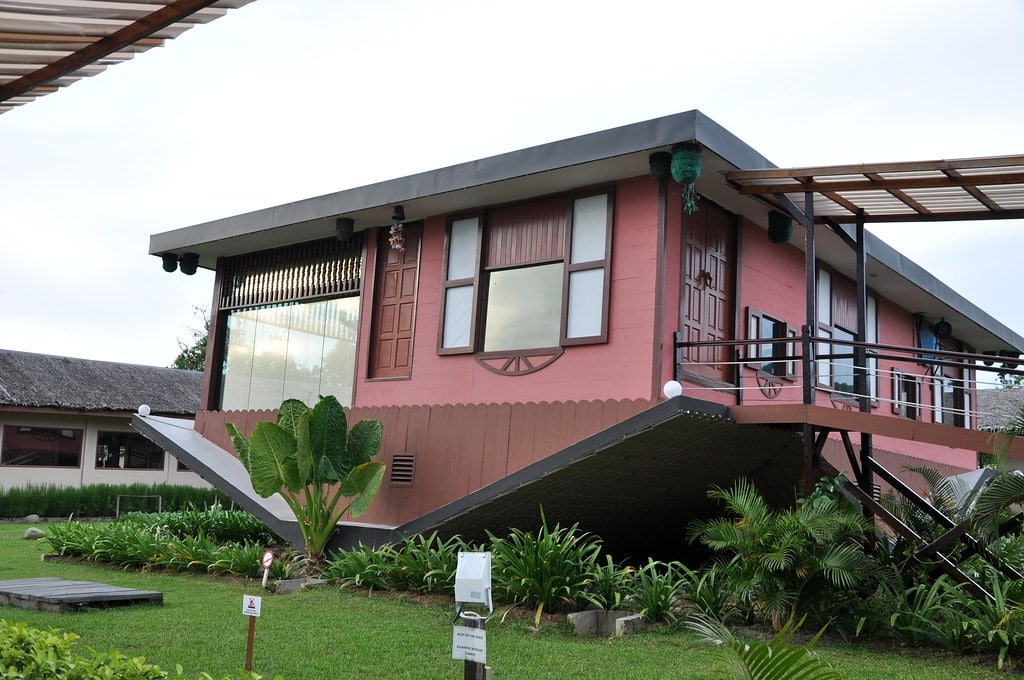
220 297 359 411
2 426 82 467
817 269 831 325
571 194 608 264
319 297 360 407
221 309 258 410
484 264 562 351
443 285 473 348
833 327 855 394
96 431 165 470
567 268 604 338
448 218 479 280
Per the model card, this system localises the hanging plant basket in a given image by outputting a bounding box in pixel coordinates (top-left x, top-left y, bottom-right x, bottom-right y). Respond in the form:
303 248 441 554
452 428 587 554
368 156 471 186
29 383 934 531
671 142 702 214
768 210 793 244
648 151 673 183
389 223 405 251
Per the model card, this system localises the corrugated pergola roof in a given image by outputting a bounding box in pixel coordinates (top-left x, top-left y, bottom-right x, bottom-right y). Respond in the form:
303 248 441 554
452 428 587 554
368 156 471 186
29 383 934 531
727 155 1024 223
0 0 253 114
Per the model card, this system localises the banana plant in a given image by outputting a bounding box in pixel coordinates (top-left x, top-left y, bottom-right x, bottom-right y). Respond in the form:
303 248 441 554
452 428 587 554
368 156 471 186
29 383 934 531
226 395 385 568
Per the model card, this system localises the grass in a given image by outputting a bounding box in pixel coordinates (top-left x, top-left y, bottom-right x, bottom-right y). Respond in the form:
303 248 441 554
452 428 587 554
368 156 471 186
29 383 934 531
0 522 1013 680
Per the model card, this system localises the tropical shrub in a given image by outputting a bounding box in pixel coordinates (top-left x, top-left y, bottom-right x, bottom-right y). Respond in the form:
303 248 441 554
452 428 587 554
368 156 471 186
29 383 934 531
0 619 275 680
686 614 844 680
226 395 386 568
626 559 687 626
688 477 876 629
489 513 603 627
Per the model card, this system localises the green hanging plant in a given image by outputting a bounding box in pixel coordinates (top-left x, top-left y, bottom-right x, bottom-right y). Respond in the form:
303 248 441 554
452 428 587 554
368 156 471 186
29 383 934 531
768 210 794 244
671 142 702 214
648 151 673 183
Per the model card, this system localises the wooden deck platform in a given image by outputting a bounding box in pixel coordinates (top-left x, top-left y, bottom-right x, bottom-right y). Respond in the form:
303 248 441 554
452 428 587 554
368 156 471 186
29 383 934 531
0 577 163 613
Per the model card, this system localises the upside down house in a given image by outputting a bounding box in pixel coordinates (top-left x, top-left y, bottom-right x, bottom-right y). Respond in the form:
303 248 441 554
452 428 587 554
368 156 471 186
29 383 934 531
136 110 1024 563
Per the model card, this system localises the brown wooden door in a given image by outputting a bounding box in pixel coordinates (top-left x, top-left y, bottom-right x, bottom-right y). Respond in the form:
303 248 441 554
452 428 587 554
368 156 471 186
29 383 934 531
369 223 421 378
680 202 734 383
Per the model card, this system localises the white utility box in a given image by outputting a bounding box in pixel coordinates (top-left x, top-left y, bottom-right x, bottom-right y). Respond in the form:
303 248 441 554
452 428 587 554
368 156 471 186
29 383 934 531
454 551 492 613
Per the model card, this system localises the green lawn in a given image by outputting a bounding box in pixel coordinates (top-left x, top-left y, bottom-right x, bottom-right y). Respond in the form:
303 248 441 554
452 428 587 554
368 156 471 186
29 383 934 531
0 522 1010 680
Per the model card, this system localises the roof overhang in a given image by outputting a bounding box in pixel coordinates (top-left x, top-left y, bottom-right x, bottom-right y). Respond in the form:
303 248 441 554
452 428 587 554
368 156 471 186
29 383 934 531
148 109 776 265
0 0 254 113
148 108 1024 356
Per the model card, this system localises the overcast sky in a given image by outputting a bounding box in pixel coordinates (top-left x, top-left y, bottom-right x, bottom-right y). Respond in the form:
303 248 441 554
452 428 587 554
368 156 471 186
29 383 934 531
1 0 1022 370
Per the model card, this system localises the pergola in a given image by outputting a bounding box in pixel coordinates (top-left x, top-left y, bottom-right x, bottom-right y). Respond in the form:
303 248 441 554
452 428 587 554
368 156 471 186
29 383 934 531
0 0 254 113
727 156 1024 601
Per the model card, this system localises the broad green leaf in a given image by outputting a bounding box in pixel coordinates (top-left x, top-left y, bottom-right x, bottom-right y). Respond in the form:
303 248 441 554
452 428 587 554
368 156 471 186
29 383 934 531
340 462 386 517
276 399 310 439
248 421 301 496
347 418 383 469
225 422 252 473
294 410 313 487
309 394 347 480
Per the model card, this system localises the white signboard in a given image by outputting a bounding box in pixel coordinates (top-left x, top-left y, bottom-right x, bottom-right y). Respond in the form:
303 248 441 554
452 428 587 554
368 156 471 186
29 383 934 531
451 626 486 662
242 594 262 618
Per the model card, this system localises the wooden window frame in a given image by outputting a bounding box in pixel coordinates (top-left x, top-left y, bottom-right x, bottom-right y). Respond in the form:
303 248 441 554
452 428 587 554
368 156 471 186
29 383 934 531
892 369 920 420
437 188 613 357
746 307 797 380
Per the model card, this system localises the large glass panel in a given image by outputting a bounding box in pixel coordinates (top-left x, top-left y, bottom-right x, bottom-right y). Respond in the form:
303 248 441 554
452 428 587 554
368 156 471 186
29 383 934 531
484 264 562 351
319 297 360 405
1 426 81 467
567 268 603 338
220 297 359 411
571 195 608 264
96 431 165 470
448 218 479 280
442 285 473 348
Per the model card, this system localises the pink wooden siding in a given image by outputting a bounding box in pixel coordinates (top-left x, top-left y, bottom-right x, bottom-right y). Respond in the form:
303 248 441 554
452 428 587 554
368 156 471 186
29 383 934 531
355 176 662 407
196 398 654 527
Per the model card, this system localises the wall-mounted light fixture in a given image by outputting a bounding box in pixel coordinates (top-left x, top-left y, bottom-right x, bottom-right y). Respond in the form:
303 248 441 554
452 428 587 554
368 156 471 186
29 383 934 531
336 217 355 242
161 253 178 273
179 252 200 276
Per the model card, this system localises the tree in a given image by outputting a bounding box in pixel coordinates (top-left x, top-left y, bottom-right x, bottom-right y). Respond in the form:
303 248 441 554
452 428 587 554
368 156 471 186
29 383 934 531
171 307 208 371
226 395 386 569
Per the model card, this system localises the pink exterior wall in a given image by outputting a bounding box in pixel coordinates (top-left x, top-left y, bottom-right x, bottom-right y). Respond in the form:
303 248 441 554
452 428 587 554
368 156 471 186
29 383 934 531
353 176 664 409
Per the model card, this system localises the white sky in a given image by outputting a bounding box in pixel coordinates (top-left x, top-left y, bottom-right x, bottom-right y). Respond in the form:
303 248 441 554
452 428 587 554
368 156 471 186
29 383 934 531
1 0 1022 368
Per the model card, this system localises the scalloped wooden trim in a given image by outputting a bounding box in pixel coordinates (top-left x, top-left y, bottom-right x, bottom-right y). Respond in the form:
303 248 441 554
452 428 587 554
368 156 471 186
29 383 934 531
475 348 564 376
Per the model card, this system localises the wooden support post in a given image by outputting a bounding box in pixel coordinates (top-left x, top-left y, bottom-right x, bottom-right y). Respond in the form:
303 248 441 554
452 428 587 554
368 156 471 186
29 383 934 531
244 615 256 671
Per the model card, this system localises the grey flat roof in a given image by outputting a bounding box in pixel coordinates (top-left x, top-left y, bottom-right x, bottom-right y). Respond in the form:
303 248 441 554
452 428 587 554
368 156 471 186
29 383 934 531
148 108 1024 355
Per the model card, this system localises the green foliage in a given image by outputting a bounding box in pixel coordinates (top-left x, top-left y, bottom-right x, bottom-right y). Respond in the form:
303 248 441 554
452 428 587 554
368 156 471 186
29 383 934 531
226 395 385 567
626 559 687 626
38 510 290 579
323 532 475 594
488 512 604 628
687 614 844 680
0 620 272 680
0 483 231 519
584 555 633 611
688 477 875 629
171 307 208 371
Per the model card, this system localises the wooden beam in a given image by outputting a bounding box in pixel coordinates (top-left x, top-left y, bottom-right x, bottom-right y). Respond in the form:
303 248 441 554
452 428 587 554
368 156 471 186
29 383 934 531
0 0 221 103
727 155 1024 180
733 171 1024 195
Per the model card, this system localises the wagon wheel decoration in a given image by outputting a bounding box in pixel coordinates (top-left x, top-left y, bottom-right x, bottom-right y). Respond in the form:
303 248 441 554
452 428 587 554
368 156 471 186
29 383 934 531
756 371 783 399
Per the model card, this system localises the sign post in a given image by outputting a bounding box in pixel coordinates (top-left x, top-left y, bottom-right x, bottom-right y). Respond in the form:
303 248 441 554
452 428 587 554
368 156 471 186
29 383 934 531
242 594 262 671
453 551 493 679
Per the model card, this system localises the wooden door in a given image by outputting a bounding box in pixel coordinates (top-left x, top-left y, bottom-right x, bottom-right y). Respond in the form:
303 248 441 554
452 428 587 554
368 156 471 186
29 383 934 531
369 223 421 378
680 202 734 383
